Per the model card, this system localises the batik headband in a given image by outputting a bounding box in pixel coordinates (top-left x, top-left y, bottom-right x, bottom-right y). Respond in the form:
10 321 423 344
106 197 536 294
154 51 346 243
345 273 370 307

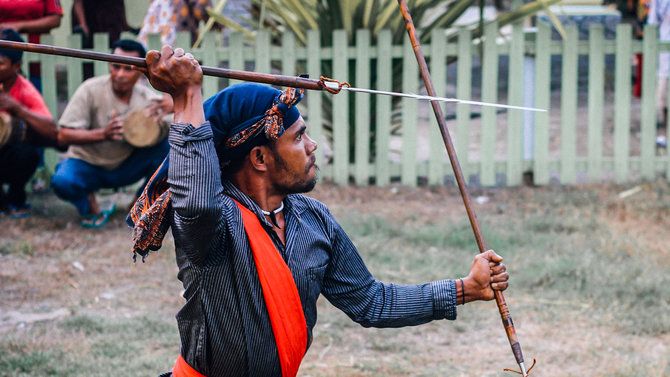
224 87 304 148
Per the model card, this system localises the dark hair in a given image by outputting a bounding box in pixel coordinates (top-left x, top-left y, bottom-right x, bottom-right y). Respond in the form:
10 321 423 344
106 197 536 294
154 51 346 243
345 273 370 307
219 138 281 179
0 28 24 63
221 156 246 177
110 39 146 58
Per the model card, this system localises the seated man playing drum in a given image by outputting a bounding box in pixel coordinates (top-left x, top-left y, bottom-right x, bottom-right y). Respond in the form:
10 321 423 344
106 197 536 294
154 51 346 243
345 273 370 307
0 29 58 218
51 39 173 228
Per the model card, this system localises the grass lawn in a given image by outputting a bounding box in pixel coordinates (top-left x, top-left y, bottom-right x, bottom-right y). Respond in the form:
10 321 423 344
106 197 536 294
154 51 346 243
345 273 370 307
1 181 668 377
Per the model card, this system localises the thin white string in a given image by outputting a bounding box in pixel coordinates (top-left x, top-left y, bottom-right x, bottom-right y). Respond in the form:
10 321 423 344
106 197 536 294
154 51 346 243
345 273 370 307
322 81 546 112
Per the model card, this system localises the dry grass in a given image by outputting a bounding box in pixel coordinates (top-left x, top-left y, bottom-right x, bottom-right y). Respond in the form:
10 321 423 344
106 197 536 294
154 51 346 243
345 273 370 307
0 182 668 377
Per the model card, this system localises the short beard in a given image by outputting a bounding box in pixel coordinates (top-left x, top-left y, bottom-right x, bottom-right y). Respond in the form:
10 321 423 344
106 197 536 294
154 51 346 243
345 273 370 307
271 147 318 195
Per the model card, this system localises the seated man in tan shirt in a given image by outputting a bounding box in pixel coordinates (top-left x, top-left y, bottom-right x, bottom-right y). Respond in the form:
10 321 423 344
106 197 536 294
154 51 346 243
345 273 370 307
51 39 172 228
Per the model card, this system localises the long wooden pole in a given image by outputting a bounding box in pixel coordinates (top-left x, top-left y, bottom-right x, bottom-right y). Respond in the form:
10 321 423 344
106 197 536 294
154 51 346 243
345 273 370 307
0 39 545 113
0 40 324 91
396 1 528 375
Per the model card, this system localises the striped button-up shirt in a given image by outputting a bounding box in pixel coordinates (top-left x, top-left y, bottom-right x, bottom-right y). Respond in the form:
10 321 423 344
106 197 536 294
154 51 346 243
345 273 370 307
167 122 458 377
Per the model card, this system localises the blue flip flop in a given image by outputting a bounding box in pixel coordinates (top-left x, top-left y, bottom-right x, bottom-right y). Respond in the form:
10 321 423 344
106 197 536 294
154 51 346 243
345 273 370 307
81 202 116 228
9 204 31 219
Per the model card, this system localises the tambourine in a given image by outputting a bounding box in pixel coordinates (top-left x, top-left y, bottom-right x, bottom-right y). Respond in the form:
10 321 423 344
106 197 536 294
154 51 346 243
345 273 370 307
122 109 168 148
0 112 25 148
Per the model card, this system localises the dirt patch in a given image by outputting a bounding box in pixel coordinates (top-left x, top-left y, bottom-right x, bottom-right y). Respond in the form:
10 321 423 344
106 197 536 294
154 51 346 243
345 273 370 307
0 182 668 376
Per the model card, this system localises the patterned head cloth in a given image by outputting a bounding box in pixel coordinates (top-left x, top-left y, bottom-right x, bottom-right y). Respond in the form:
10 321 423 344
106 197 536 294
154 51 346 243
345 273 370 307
206 83 303 164
127 83 304 260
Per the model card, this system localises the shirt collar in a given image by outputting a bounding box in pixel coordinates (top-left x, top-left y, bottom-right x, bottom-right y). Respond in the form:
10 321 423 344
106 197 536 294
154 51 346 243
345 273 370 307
221 178 306 228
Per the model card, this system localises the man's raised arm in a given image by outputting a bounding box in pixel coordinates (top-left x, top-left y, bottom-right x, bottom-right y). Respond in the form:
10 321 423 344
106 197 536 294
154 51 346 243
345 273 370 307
143 46 222 263
144 46 205 127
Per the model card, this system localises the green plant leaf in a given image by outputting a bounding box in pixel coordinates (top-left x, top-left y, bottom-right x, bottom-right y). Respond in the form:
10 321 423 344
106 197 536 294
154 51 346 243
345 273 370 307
539 0 568 40
373 1 403 36
206 9 256 39
193 0 229 48
264 1 308 44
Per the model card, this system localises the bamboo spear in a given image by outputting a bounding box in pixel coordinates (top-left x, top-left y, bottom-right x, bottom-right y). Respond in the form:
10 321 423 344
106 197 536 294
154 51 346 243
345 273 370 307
0 40 324 90
0 39 544 112
1 27 537 373
396 1 530 375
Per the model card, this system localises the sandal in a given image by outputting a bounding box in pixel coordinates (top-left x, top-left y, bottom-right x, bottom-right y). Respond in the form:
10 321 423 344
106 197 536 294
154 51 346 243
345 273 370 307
81 202 116 228
9 204 31 219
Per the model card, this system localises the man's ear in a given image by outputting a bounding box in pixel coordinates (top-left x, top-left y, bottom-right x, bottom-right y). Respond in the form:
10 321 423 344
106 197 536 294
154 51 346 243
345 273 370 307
11 61 22 75
249 145 268 172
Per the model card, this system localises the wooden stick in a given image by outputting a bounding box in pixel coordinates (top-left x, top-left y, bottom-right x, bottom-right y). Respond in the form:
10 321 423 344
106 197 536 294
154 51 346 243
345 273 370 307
0 40 324 91
0 40 545 113
396 1 529 376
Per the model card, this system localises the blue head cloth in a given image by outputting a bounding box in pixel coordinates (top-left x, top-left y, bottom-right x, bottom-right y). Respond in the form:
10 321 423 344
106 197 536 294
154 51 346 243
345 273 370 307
0 29 24 63
127 83 303 257
204 83 302 163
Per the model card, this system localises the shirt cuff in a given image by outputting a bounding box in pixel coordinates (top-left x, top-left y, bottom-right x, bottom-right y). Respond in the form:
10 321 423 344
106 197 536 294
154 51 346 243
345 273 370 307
431 279 457 320
169 121 213 146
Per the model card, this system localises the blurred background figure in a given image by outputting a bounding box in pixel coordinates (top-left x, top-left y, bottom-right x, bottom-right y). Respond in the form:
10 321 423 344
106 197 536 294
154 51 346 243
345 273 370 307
137 0 212 47
0 29 58 218
630 0 650 98
0 0 63 91
648 0 670 128
50 40 173 228
71 0 135 80
71 0 133 48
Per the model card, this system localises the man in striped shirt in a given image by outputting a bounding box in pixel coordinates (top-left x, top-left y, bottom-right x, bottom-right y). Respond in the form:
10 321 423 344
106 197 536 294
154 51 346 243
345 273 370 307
133 45 510 377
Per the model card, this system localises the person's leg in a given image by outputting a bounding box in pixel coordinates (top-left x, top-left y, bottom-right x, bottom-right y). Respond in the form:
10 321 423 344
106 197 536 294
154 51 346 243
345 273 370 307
0 188 6 212
657 76 668 127
137 139 170 195
0 143 40 214
50 158 105 216
101 140 169 196
0 147 9 211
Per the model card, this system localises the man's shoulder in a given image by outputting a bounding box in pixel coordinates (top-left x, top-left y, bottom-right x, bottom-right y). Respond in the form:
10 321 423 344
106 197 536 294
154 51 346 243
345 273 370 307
288 194 330 216
11 75 42 99
10 75 51 117
79 75 111 91
132 82 162 99
64 75 109 110
14 74 32 89
68 75 110 101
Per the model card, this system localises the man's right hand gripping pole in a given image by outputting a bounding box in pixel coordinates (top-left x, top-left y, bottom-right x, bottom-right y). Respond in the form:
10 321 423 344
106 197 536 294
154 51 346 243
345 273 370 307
144 45 205 127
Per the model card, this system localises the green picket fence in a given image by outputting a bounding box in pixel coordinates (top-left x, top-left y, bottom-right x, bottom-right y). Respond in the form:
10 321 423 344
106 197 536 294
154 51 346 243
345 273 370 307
25 21 670 187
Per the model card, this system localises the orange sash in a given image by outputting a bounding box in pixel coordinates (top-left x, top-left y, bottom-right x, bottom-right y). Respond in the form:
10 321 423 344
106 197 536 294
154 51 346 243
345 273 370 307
172 200 307 377
172 354 205 377
234 200 307 377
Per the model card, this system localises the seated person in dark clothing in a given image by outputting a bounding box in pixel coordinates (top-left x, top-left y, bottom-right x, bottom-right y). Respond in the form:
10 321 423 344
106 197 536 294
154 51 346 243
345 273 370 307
0 29 58 218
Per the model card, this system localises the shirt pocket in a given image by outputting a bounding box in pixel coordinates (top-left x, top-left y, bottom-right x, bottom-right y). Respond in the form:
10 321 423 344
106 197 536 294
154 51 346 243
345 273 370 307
304 264 327 328
308 264 327 295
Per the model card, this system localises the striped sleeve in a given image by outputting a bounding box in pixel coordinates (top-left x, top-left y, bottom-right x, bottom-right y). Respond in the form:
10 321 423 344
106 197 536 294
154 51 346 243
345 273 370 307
168 122 225 265
431 280 457 320
321 206 458 327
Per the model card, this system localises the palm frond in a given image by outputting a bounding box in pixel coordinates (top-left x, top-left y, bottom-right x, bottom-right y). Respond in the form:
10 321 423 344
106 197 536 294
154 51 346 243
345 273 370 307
373 1 403 36
339 0 354 39
205 9 256 39
362 0 375 28
193 0 229 48
538 0 567 40
284 0 319 30
264 1 308 44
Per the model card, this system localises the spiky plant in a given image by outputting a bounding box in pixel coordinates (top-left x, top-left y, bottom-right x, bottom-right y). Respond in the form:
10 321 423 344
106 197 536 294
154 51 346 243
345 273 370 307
205 0 563 161
207 0 564 46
